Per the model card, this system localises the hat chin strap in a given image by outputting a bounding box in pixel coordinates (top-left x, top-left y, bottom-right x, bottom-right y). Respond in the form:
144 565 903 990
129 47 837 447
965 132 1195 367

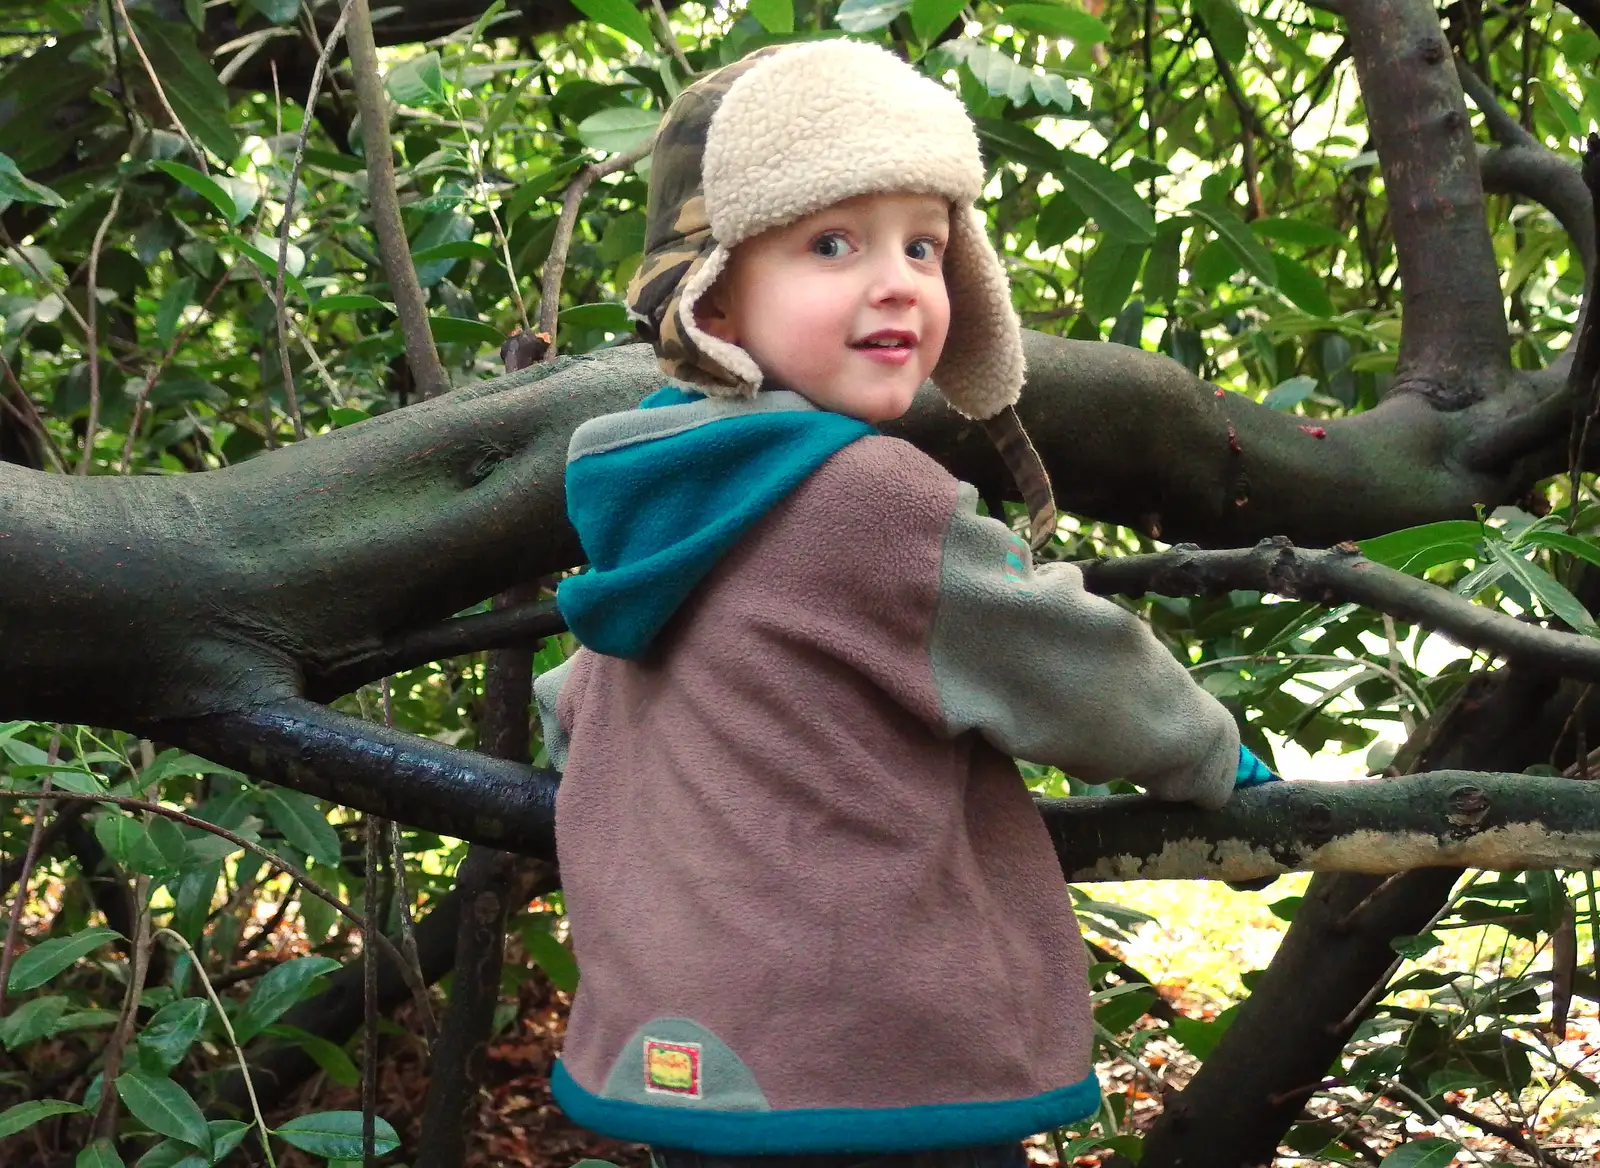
981 406 1058 551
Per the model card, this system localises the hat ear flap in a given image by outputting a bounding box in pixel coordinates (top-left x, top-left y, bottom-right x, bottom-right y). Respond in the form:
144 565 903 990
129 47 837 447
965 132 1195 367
931 205 1026 421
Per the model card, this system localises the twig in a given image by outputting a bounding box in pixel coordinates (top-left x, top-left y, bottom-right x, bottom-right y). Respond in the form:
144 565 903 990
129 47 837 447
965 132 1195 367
91 870 150 1140
0 736 59 1017
80 185 125 475
0 351 67 473
0 789 416 980
1330 889 1461 1035
346 0 449 399
153 928 277 1168
0 225 92 336
537 137 655 359
274 0 357 442
120 269 231 473
110 0 208 167
650 0 694 77
1455 55 1537 150
381 678 433 1039
1438 1099 1565 1167
1080 537 1600 687
362 812 381 1167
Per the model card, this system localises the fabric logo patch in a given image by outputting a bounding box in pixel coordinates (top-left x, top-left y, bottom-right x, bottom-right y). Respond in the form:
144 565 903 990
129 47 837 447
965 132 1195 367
1003 533 1032 591
643 1039 702 1097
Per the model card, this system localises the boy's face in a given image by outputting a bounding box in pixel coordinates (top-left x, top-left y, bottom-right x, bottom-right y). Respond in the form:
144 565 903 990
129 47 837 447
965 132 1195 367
696 193 951 423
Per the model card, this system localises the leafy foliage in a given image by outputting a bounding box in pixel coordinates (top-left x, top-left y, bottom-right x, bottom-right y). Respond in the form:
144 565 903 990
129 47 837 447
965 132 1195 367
0 0 1597 1164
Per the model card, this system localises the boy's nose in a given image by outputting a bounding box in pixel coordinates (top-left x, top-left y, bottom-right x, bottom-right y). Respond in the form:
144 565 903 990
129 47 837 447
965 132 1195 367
868 249 920 304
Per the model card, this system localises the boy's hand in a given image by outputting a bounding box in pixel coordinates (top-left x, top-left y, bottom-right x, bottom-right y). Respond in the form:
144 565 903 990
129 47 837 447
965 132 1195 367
1234 744 1282 789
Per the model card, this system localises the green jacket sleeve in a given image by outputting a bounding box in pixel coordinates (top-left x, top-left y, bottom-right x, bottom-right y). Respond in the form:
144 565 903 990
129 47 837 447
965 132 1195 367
928 484 1239 809
533 651 581 771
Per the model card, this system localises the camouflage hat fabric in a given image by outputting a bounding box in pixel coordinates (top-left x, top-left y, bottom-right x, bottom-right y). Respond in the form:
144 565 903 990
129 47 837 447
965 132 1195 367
624 38 1057 547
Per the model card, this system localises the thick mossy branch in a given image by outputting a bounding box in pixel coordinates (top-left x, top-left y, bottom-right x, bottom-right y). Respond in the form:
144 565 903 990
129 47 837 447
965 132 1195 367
1341 0 1509 390
0 334 1570 729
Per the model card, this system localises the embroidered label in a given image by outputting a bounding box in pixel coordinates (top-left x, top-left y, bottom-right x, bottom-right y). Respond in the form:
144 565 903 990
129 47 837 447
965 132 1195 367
643 1039 702 1097
1002 533 1032 591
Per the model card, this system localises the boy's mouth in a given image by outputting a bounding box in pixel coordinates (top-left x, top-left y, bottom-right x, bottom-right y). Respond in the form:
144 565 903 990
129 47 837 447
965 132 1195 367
850 329 917 351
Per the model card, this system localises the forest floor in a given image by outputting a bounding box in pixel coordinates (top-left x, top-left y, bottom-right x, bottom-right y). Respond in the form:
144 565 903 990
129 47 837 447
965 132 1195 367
268 875 1600 1168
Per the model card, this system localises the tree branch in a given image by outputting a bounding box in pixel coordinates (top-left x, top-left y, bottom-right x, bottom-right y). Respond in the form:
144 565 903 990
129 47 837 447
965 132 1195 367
346 0 449 399
1340 0 1509 390
141 697 1600 879
1077 538 1600 682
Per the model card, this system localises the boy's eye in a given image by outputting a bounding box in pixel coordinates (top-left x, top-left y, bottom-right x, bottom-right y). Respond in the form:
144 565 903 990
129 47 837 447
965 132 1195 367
906 238 944 261
811 232 850 259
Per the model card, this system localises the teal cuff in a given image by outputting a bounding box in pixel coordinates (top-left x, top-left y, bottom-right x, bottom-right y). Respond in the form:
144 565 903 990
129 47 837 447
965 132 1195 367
1235 745 1280 788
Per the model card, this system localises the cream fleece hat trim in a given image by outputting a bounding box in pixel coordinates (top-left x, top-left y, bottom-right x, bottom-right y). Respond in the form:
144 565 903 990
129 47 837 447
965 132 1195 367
638 38 1026 422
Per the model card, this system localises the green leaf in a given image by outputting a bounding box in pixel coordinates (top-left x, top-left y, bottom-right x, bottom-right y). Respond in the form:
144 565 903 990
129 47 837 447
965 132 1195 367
1378 1139 1462 1168
911 0 966 41
226 233 309 301
1358 520 1484 573
125 12 239 162
235 956 341 1042
570 0 657 47
311 294 391 313
999 3 1109 41
1488 542 1600 635
835 0 913 32
0 994 71 1049
1093 988 1154 1034
974 118 1062 174
152 162 242 224
133 1141 207 1168
428 316 506 346
409 239 495 266
1252 216 1346 249
1193 0 1249 63
262 787 342 867
208 1119 253 1161
0 1098 86 1138
266 1024 361 1087
250 0 302 24
385 51 447 107
136 998 210 1074
1036 192 1087 250
1057 152 1156 242
524 927 580 993
153 275 197 347
1271 254 1335 316
1081 237 1147 322
273 1110 401 1158
0 152 65 207
1263 375 1318 411
559 302 631 333
76 1139 125 1168
115 1070 211 1153
1141 223 1184 306
1518 529 1600 570
96 814 173 879
7 927 123 992
1166 1010 1234 1060
1189 200 1274 284
747 0 795 33
574 106 661 155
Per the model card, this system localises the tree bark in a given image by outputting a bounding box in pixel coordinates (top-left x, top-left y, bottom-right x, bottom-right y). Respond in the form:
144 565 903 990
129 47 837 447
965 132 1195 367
1139 661 1582 1166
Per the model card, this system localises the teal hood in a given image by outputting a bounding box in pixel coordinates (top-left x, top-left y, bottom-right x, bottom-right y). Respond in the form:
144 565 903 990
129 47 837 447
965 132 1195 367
556 387 874 658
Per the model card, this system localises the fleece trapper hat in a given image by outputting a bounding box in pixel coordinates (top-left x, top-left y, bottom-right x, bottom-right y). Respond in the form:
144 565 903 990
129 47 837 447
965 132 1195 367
624 38 1057 548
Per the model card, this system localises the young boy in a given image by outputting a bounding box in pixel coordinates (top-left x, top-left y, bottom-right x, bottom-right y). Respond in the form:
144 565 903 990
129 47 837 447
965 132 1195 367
535 38 1275 1166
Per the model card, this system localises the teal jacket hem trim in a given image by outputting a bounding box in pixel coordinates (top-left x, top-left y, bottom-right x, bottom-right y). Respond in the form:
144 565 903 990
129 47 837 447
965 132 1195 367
549 1060 1100 1153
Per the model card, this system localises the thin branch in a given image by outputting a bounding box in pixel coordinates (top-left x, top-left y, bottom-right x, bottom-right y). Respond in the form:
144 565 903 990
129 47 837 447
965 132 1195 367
109 0 208 167
0 735 58 1016
80 185 124 475
92 868 151 1140
0 351 67 473
362 812 380 1168
120 269 231 473
377 677 433 1039
537 137 654 359
0 789 415 980
354 539 1600 694
1077 537 1600 685
346 0 449 399
1455 54 1537 149
273 0 357 442
152 928 278 1168
0 225 92 336
650 0 694 78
